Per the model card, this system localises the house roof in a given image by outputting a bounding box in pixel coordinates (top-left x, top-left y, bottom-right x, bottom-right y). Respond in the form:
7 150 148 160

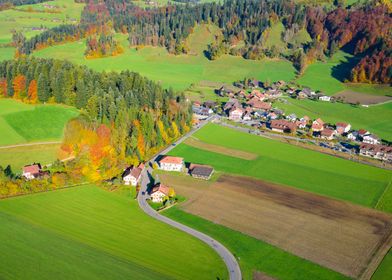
123 166 142 179
270 119 296 131
150 183 170 196
23 164 41 174
336 122 349 128
191 165 214 178
321 128 335 137
358 129 369 136
160 156 183 165
360 143 392 153
314 118 324 125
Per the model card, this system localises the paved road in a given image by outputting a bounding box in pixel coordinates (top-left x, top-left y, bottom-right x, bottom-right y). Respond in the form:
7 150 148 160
137 116 242 280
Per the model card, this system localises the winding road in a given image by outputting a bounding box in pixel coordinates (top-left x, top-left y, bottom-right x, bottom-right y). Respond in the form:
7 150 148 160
137 116 242 280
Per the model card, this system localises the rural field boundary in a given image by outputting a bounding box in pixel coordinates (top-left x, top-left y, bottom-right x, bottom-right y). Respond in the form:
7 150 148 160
0 141 61 149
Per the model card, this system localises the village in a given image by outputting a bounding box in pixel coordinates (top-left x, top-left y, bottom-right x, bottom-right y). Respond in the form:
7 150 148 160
192 79 392 164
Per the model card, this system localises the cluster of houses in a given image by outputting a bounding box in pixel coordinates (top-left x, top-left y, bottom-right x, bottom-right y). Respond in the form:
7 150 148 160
121 155 214 203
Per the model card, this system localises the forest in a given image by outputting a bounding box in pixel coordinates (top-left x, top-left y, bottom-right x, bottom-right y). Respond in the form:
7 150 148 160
0 0 50 10
0 57 192 196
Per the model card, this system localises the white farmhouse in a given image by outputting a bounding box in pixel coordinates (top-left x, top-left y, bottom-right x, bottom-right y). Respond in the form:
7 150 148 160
122 164 144 186
150 183 170 203
22 164 42 180
363 134 380 145
159 156 184 172
319 95 331 102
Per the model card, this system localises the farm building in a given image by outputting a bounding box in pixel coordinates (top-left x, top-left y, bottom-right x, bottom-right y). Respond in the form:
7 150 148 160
336 122 351 135
159 156 184 172
270 119 297 133
319 95 331 102
189 164 215 180
320 128 336 140
22 164 43 180
150 183 170 203
122 164 144 186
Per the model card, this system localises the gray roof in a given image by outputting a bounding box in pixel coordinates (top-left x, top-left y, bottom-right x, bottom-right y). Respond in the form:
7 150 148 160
191 166 214 177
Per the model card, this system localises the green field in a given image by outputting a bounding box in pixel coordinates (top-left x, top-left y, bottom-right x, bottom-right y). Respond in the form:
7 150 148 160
0 185 227 279
0 99 79 146
0 0 84 45
168 124 392 209
297 50 391 96
274 98 392 140
33 26 296 91
372 251 392 280
0 143 61 171
164 206 347 280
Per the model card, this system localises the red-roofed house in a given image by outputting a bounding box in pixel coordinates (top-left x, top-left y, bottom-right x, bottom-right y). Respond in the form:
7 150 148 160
150 183 170 203
320 128 336 140
270 119 297 133
159 156 184 172
311 118 324 132
122 163 144 186
336 122 351 135
22 164 42 180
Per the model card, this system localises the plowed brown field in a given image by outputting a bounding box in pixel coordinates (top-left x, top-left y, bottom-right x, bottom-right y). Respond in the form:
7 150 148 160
160 174 392 278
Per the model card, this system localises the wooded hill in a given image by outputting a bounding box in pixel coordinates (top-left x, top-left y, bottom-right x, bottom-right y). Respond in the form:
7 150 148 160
12 0 392 84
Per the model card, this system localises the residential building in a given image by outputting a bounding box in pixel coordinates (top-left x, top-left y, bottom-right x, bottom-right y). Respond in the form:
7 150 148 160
347 131 359 141
159 156 184 172
286 113 297 122
360 144 392 162
336 122 351 135
320 128 336 140
311 118 325 132
270 119 297 133
229 107 244 121
150 183 170 203
319 95 331 102
122 164 143 186
22 164 42 180
363 134 380 145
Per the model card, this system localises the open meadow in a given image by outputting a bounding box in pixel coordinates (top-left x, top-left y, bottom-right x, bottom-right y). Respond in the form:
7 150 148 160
160 173 392 278
168 123 392 209
274 98 392 141
0 185 227 279
0 0 84 45
0 99 79 146
32 25 296 91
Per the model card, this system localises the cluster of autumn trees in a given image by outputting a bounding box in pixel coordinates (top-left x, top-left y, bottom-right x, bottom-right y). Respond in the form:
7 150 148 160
0 161 84 198
0 0 49 11
0 57 192 183
85 33 124 59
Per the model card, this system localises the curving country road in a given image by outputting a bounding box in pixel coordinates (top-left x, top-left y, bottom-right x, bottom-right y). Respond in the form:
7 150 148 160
137 116 242 280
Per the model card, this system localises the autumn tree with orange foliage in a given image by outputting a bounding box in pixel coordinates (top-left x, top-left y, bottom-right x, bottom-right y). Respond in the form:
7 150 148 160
12 74 26 100
0 78 6 97
27 79 38 103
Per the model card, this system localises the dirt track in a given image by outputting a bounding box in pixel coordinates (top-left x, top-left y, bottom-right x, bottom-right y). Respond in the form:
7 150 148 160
161 174 392 278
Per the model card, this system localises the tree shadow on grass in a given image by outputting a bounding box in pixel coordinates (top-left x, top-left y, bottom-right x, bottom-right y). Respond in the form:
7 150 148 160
331 53 360 82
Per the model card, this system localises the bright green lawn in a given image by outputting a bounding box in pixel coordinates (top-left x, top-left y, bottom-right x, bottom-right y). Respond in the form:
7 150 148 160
168 124 392 208
297 50 391 96
164 207 347 280
0 185 227 279
274 98 392 140
0 143 61 171
0 47 14 60
0 0 84 45
33 31 296 91
0 99 79 146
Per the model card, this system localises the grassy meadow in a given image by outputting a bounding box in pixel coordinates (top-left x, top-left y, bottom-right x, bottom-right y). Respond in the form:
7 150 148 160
0 185 227 279
372 251 392 280
168 123 392 209
0 0 84 45
0 99 79 146
33 26 296 91
164 206 347 280
297 50 391 96
274 98 392 140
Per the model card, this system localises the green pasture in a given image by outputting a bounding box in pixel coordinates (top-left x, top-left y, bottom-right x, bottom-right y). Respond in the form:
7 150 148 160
168 123 392 209
0 0 84 45
164 207 347 280
0 143 61 171
372 251 392 280
33 28 296 91
0 185 227 279
297 50 391 96
274 98 392 140
0 99 79 146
